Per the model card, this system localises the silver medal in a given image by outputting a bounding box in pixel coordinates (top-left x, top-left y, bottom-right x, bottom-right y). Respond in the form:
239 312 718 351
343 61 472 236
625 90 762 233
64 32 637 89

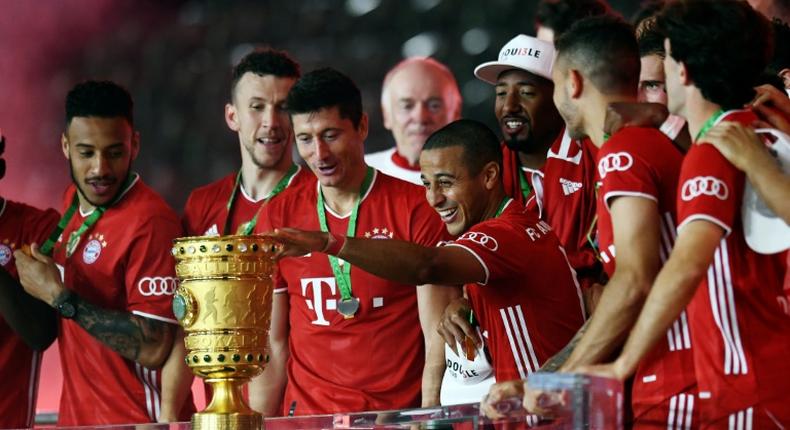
337 296 360 318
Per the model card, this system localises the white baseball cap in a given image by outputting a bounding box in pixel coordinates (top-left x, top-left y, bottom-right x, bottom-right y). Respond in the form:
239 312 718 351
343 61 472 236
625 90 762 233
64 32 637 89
742 128 790 254
474 34 556 84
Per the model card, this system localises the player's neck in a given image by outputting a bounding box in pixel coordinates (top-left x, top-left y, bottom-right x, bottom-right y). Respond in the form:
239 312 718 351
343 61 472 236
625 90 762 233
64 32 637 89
481 189 509 222
590 93 636 147
686 94 723 142
240 159 293 201
320 163 369 216
76 192 96 214
517 144 550 170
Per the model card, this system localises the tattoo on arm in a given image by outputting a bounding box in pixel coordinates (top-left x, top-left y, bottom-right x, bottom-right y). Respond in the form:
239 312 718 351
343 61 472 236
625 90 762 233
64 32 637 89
539 319 591 372
71 293 174 365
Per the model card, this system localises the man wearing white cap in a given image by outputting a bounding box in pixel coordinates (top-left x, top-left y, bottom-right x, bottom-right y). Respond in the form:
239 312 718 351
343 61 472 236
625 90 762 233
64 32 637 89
474 35 602 307
366 57 462 185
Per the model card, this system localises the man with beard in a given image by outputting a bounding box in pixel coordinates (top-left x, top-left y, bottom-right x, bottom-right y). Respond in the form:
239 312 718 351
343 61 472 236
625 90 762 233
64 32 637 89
183 49 312 239
0 131 60 428
252 68 460 414
14 81 194 425
584 1 790 426
366 57 462 185
264 119 585 427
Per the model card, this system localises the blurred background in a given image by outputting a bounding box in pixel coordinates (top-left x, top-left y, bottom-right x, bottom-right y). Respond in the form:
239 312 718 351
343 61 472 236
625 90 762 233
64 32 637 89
0 0 650 213
1 0 786 420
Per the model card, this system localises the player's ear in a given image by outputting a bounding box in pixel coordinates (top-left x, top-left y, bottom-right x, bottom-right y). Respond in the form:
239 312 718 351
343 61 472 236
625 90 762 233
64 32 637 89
61 133 70 160
225 103 240 132
481 161 500 191
569 69 583 99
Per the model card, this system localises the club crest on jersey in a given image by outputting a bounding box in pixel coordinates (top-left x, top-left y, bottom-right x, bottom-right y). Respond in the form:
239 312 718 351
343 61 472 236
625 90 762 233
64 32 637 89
363 227 394 239
598 152 633 178
681 176 729 201
82 233 107 264
0 239 14 266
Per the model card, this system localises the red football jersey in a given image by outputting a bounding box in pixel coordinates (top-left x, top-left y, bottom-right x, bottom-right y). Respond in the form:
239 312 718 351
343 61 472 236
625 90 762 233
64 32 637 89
182 165 311 236
678 110 790 426
539 129 600 289
0 199 59 428
446 199 585 381
257 171 449 416
52 177 193 426
595 127 697 426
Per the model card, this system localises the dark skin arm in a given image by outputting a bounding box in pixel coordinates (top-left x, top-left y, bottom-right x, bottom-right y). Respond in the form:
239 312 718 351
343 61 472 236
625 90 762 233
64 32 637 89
15 244 174 368
0 266 57 350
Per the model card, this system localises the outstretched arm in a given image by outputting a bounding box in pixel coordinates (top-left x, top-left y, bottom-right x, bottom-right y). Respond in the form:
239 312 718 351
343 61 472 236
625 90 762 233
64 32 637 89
267 228 485 286
583 220 722 380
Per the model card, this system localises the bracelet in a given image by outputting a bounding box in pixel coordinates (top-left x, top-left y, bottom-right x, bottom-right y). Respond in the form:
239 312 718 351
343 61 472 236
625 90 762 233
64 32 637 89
322 232 347 256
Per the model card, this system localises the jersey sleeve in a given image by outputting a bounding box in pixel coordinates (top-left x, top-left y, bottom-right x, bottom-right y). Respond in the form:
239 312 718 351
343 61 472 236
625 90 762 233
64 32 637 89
124 214 183 323
21 207 60 246
598 131 660 210
676 144 743 236
407 196 452 247
446 219 526 286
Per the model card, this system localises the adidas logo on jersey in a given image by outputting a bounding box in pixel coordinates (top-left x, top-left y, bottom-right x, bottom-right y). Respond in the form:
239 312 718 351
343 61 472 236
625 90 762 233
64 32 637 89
559 178 583 195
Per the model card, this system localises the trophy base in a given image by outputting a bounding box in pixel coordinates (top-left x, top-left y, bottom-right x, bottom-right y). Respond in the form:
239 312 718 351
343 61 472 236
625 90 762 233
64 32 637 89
192 412 263 430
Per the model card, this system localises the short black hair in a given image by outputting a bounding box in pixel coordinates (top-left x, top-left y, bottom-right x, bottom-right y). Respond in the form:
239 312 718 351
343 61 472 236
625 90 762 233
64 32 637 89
230 48 301 101
423 119 502 175
636 16 665 58
285 67 363 128
656 0 773 109
535 0 612 37
65 80 134 127
555 15 640 95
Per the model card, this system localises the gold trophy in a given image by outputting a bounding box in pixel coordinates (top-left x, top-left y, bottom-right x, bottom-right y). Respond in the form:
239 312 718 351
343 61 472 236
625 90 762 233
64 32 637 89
171 235 277 430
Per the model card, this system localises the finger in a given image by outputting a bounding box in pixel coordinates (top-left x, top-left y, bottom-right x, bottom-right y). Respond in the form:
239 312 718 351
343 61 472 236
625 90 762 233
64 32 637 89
29 243 51 264
443 320 469 347
753 104 790 133
449 313 479 343
436 322 458 354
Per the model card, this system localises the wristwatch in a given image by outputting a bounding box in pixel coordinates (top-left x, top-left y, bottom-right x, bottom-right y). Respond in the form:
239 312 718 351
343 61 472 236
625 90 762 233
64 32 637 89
54 291 78 319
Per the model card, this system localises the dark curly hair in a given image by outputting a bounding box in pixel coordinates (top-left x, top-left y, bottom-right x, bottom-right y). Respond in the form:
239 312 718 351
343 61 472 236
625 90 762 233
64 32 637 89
230 48 301 101
656 0 773 109
285 67 363 128
65 80 134 127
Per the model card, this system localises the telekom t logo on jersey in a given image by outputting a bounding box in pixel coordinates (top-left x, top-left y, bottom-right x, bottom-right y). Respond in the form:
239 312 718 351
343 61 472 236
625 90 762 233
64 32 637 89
301 277 337 326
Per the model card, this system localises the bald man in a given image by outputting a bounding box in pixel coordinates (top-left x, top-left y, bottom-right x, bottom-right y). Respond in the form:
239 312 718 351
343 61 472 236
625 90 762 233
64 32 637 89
366 57 462 184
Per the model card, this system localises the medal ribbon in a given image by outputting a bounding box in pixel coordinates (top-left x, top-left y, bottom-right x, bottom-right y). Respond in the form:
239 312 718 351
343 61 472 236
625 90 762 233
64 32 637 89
224 164 299 235
494 197 510 218
519 169 533 202
695 109 725 141
316 167 374 303
40 174 136 257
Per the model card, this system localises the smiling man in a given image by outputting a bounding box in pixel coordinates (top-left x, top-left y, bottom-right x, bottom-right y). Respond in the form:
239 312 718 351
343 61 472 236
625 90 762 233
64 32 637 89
365 57 462 185
264 119 586 423
183 49 312 239
252 67 460 415
13 81 193 425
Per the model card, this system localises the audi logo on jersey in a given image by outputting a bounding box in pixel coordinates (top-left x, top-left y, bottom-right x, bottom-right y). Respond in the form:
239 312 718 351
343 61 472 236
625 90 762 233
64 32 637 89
458 232 499 251
681 176 729 201
597 152 634 178
137 277 178 296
